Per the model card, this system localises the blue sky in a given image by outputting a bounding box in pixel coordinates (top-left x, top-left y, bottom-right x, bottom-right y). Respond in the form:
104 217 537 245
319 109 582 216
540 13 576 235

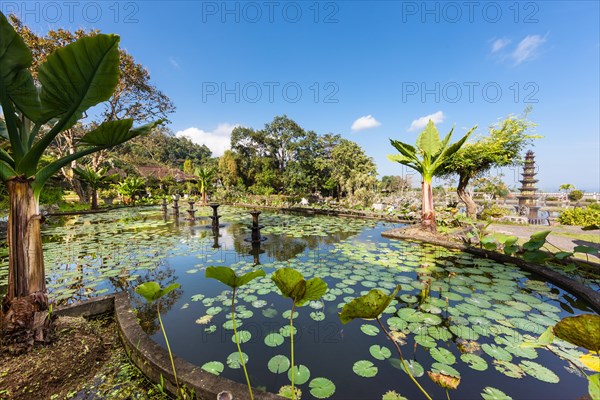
5 1 599 191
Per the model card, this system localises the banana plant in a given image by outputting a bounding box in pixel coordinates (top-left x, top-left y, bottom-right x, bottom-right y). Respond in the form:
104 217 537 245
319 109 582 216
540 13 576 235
195 165 215 204
0 11 162 335
388 121 475 231
72 165 119 209
205 266 266 400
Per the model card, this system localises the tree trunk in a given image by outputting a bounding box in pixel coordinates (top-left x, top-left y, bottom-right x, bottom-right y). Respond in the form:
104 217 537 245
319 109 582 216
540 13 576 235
91 187 98 210
2 178 50 351
457 174 477 219
421 179 436 231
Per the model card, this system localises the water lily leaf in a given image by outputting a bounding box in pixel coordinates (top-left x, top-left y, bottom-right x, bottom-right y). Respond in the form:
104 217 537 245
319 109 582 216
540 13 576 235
262 308 277 318
353 360 378 377
278 385 302 399
309 377 336 399
482 344 513 362
430 347 456 365
232 330 251 343
135 282 180 303
460 353 488 371
205 266 265 288
431 362 461 378
288 364 310 384
226 351 248 369
481 387 513 400
272 268 328 306
339 286 400 324
265 332 285 347
493 361 524 379
580 352 600 372
268 355 290 374
382 390 408 400
553 314 600 352
519 360 559 383
427 371 460 389
360 324 379 336
399 359 424 378
201 361 224 375
369 345 392 360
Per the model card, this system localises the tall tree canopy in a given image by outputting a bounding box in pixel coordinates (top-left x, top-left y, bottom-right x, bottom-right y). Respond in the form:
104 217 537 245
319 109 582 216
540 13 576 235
440 113 538 217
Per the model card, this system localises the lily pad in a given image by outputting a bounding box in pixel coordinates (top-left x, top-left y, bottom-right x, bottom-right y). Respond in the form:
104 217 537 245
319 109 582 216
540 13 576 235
431 362 461 378
309 377 336 399
232 330 251 343
482 344 513 362
430 347 456 365
353 360 378 377
265 332 285 347
360 324 379 336
226 351 248 369
481 387 513 400
519 360 559 383
460 353 488 371
268 355 291 374
288 364 311 384
399 359 424 378
201 361 224 375
369 345 392 360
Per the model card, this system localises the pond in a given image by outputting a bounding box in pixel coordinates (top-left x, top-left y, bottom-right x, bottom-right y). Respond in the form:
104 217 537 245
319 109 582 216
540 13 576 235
0 206 594 399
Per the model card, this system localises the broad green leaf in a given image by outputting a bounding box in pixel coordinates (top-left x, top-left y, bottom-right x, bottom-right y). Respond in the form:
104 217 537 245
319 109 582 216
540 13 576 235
232 330 251 343
481 387 513 400
417 120 442 156
339 285 400 324
382 391 408 400
353 360 378 378
369 345 392 360
264 332 284 347
201 361 224 375
482 344 512 362
431 362 461 378
522 250 549 264
574 245 599 255
288 364 310 384
554 251 574 260
271 268 327 306
205 266 265 288
430 347 456 365
226 351 248 369
135 282 180 303
554 314 600 352
522 240 545 251
460 353 488 371
38 34 120 129
521 326 554 348
360 324 379 336
268 355 290 374
519 360 559 383
399 359 424 378
309 377 336 399
530 230 551 241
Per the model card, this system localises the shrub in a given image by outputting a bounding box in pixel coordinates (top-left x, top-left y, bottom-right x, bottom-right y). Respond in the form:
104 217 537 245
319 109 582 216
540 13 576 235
546 196 558 201
568 190 584 202
479 204 511 220
39 185 64 205
559 207 600 226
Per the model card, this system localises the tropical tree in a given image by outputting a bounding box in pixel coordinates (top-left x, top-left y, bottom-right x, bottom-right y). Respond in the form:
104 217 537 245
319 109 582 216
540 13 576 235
73 166 119 209
196 166 216 204
0 12 161 344
440 113 538 218
118 176 146 204
388 121 475 230
330 139 377 198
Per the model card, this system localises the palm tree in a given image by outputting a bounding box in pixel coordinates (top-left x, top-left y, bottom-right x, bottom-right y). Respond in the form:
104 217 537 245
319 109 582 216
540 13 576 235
195 166 215 204
73 166 119 209
118 176 146 204
0 12 162 344
387 121 475 231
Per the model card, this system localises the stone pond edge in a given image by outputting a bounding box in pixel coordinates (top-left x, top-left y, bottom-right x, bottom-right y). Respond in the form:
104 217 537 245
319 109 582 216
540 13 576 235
55 294 284 400
381 227 600 314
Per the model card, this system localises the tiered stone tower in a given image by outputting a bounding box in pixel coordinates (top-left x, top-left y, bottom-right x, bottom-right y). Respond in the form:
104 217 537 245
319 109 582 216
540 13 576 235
517 150 540 222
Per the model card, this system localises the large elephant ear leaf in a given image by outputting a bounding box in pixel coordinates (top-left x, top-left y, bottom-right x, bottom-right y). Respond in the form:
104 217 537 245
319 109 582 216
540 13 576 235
38 34 121 129
206 266 237 288
80 119 163 147
553 314 600 352
417 120 442 156
296 277 327 306
0 13 41 124
339 285 400 324
272 268 305 298
236 269 266 287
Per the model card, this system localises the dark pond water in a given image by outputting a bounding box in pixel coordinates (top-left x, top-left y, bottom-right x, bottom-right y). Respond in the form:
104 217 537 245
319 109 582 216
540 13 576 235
0 206 594 399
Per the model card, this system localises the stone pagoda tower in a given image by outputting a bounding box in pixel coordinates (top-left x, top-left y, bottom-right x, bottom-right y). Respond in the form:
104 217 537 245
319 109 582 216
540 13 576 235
517 150 540 222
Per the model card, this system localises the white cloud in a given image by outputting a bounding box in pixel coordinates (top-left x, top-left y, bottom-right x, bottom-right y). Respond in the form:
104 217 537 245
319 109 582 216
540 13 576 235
351 115 381 131
408 111 445 132
491 38 511 53
511 34 547 65
175 123 239 157
169 56 180 69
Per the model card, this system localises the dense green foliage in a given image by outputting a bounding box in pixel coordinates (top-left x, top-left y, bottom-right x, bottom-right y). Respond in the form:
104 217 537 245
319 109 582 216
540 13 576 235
568 190 584 202
559 206 600 226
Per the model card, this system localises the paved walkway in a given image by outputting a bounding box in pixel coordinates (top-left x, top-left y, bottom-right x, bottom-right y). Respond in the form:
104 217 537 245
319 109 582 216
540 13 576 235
488 223 600 261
